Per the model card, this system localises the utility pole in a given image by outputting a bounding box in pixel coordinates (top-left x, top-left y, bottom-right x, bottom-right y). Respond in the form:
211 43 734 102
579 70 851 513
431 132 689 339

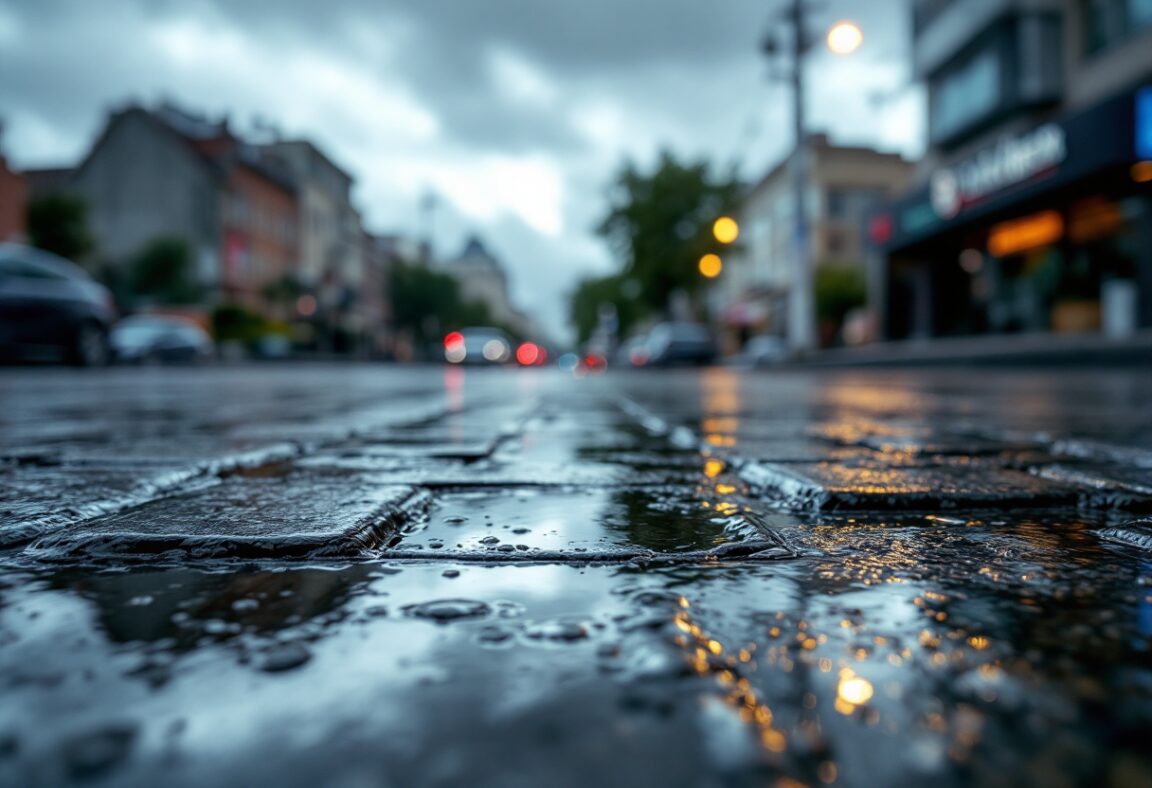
787 0 816 354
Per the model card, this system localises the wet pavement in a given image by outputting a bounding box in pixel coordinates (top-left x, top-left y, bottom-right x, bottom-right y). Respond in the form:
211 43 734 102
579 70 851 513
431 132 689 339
2 363 1152 787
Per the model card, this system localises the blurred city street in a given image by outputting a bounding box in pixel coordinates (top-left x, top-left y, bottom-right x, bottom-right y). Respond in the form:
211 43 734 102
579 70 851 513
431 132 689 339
2 362 1152 786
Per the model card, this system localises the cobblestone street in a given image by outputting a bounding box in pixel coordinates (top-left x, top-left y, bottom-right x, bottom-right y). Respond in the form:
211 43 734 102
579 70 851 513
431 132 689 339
2 364 1152 787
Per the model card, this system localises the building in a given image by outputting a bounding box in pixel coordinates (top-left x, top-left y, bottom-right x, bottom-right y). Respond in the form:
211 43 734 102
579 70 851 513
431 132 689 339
59 105 224 282
180 114 299 315
29 103 300 315
714 136 914 350
443 236 533 337
360 232 396 357
0 129 27 241
880 0 1152 340
259 140 364 348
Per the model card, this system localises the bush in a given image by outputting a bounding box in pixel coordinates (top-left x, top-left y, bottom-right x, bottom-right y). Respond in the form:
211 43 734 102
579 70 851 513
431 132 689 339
815 264 866 326
212 305 267 344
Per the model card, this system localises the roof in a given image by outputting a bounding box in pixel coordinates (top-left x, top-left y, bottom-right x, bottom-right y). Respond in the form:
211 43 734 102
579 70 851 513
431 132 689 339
259 139 354 185
453 235 502 268
742 135 913 203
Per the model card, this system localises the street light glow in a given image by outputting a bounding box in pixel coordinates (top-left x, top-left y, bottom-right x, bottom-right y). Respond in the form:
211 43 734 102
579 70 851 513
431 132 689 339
699 254 723 279
827 21 863 55
713 216 739 244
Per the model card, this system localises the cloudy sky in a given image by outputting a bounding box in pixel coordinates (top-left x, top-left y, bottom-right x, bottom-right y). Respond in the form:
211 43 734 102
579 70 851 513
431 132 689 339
0 0 922 341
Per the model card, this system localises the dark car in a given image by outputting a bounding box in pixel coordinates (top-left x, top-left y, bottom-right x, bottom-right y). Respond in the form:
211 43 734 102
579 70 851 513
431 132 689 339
0 243 116 366
110 315 215 364
443 327 513 365
644 322 717 366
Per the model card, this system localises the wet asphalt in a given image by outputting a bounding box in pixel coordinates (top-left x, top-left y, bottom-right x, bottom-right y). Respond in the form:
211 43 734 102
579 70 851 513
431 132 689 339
1 363 1151 787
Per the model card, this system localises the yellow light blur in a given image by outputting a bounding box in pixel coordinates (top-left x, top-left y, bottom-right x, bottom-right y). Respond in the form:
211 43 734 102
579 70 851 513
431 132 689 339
987 211 1064 257
1133 161 1152 183
712 216 739 244
827 21 863 55
699 254 723 278
837 675 874 706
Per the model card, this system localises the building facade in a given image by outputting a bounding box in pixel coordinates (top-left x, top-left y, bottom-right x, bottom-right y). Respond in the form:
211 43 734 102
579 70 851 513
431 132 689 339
68 106 224 282
0 127 27 242
880 0 1152 340
715 136 913 350
23 104 304 318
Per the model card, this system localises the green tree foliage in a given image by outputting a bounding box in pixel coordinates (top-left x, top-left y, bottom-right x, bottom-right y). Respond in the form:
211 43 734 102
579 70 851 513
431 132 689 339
595 151 742 317
212 304 267 344
129 236 202 304
26 192 94 262
388 261 510 347
569 274 644 346
814 263 866 326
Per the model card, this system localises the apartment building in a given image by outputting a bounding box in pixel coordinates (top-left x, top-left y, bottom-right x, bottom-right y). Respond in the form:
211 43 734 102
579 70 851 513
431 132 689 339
715 136 913 350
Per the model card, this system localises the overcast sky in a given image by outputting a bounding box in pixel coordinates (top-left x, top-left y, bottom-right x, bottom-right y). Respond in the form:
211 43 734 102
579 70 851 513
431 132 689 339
0 0 922 341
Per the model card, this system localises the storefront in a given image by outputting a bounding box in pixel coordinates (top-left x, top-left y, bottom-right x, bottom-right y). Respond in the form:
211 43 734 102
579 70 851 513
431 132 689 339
878 85 1152 340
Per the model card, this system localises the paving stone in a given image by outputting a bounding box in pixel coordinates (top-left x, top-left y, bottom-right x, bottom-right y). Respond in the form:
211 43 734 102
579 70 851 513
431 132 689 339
0 465 204 549
24 475 428 560
396 486 770 556
856 434 1041 456
296 456 691 487
739 461 1081 511
1051 439 1152 469
1031 464 1152 511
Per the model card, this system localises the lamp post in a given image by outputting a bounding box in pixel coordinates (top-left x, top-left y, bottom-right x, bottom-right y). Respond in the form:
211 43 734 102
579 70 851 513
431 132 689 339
764 2 861 353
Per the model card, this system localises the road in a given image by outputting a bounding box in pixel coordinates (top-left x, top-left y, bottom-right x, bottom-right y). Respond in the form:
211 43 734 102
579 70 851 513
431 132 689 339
2 363 1151 787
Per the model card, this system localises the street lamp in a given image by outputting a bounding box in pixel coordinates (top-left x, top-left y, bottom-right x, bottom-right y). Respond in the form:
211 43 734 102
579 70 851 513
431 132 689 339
826 21 863 56
762 2 862 353
713 216 740 244
699 254 723 279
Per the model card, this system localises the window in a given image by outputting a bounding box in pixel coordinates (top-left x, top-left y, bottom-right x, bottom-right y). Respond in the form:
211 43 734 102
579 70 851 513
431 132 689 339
827 189 849 220
1132 0 1152 26
1084 0 1152 54
931 45 1002 142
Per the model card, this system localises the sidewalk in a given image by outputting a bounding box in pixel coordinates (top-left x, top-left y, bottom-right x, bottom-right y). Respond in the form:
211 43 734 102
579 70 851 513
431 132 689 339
793 329 1152 367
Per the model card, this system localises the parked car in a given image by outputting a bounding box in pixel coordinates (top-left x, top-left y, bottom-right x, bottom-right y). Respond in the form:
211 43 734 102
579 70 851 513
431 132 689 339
110 315 215 364
443 327 513 365
0 243 116 366
644 322 717 366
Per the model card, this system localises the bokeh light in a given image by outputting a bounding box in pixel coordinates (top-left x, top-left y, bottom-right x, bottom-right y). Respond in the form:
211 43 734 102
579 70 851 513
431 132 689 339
699 254 723 279
827 21 863 55
712 216 739 244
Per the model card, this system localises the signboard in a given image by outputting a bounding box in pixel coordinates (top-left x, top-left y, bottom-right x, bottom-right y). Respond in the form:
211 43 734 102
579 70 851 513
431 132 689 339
930 124 1066 219
1138 87 1152 160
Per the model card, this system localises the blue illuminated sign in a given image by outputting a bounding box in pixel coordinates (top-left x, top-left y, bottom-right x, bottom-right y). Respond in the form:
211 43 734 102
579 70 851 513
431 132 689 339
1138 87 1152 159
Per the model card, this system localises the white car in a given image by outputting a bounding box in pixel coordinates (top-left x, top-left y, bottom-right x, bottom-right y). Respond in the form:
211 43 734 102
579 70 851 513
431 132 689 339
111 316 214 364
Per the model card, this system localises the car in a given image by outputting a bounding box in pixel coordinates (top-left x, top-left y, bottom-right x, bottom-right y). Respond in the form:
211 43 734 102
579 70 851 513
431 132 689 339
110 315 215 364
643 322 717 366
443 327 513 365
0 242 116 366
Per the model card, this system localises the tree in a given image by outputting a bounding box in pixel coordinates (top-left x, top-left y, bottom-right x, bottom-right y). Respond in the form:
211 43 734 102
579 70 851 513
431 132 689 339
129 236 202 305
595 151 742 317
814 263 866 344
388 261 506 349
26 192 94 262
569 274 644 346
